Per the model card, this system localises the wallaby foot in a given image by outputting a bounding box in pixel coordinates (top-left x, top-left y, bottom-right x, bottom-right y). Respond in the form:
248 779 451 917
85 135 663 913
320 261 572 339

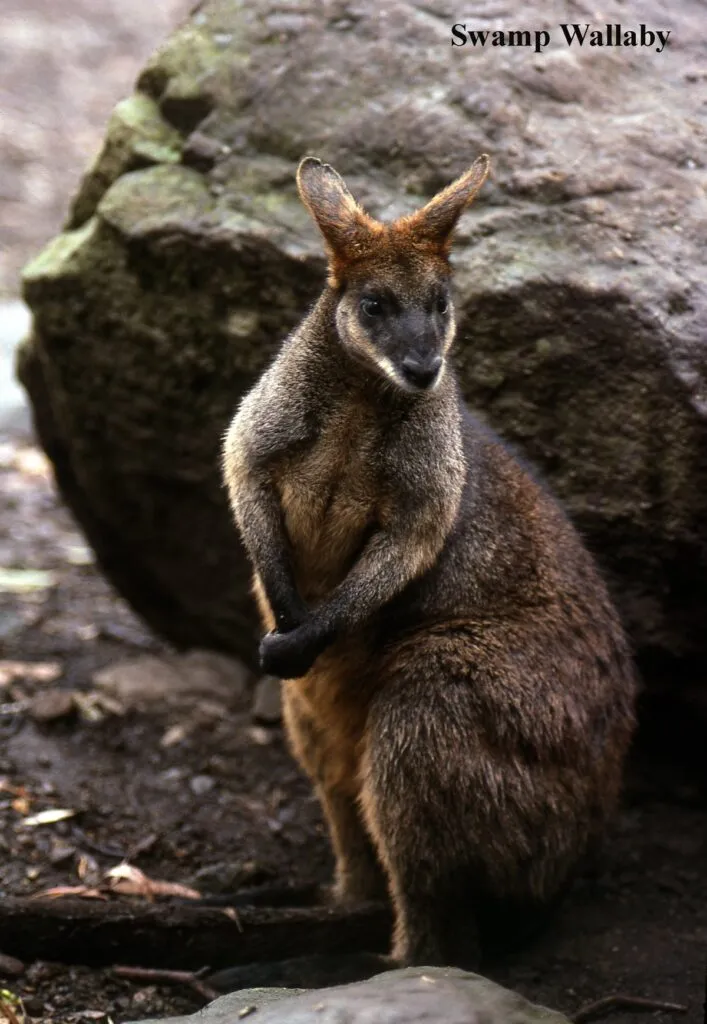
389 884 481 968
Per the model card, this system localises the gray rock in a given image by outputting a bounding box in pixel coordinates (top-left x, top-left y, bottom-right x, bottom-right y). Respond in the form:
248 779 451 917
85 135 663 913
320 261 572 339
17 0 707 693
190 773 216 796
93 649 251 710
127 967 570 1024
29 689 75 723
251 676 282 725
0 951 25 978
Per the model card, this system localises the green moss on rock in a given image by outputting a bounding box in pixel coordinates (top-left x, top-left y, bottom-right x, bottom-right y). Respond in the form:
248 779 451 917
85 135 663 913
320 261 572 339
69 95 183 229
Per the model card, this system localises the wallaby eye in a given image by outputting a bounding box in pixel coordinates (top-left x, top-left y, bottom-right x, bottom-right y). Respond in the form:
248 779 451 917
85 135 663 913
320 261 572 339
360 297 383 318
436 295 449 315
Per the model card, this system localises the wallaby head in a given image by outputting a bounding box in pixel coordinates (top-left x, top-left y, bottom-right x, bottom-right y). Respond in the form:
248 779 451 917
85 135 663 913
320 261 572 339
297 154 490 393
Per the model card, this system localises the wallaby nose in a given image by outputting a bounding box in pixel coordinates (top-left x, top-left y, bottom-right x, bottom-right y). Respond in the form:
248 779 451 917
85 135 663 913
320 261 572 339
401 355 443 390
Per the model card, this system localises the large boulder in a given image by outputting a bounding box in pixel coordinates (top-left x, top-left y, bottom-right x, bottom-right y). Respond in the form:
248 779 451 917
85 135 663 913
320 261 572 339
18 0 707 682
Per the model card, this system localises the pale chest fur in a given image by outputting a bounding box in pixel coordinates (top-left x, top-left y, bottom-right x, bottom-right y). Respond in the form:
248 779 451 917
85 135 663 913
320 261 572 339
274 400 381 601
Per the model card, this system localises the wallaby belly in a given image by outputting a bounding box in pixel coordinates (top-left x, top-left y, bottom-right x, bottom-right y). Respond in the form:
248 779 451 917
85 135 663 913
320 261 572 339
275 403 380 601
283 639 377 795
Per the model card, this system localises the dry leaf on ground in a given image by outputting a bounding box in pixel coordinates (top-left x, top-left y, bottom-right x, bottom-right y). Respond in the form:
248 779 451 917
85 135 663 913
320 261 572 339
31 885 107 901
106 863 201 901
19 808 76 827
31 864 202 903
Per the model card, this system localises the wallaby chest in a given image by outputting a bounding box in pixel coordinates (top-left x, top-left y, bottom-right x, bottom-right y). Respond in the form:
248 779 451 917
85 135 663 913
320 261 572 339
274 399 381 600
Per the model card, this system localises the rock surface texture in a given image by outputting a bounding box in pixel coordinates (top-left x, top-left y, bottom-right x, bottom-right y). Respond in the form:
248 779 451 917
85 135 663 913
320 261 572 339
18 0 707 680
128 967 571 1024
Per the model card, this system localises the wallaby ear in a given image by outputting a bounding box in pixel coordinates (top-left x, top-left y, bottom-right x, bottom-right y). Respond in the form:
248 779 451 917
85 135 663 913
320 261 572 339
296 157 380 279
406 154 490 249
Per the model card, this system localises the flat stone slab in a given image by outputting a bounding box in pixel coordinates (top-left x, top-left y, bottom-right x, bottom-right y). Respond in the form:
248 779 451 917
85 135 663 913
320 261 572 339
128 967 571 1024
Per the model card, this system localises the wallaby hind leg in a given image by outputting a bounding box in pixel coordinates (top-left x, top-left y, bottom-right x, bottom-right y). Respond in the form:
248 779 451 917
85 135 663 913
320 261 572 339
359 683 485 967
283 684 388 905
357 639 560 968
359 635 591 967
386 872 480 967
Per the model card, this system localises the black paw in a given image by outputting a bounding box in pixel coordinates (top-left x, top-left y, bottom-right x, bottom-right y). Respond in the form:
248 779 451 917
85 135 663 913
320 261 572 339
259 622 331 679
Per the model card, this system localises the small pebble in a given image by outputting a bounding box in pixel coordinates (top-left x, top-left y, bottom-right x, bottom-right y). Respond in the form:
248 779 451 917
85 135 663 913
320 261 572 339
251 675 282 725
190 774 215 796
30 689 75 722
21 994 43 1015
0 951 25 977
132 986 157 1007
248 726 273 746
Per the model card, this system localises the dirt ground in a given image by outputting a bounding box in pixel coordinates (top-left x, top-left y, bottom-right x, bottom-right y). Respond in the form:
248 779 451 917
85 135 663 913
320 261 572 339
0 433 332 1019
0 433 705 1024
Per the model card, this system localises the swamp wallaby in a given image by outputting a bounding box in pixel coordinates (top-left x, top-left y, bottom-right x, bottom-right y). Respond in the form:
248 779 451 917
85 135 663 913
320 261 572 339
222 154 637 968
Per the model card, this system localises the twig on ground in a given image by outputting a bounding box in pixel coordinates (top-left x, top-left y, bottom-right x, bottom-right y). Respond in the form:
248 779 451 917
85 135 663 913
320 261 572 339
125 831 160 860
71 825 128 860
572 994 688 1023
113 966 218 1004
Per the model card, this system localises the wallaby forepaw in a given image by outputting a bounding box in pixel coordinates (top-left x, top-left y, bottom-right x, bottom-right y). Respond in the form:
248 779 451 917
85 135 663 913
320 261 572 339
273 592 310 634
259 623 330 678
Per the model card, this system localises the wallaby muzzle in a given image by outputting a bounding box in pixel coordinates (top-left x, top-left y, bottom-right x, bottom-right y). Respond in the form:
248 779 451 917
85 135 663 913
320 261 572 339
401 354 443 390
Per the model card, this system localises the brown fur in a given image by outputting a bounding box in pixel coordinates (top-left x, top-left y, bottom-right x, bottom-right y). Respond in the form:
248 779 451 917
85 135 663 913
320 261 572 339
222 155 637 968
